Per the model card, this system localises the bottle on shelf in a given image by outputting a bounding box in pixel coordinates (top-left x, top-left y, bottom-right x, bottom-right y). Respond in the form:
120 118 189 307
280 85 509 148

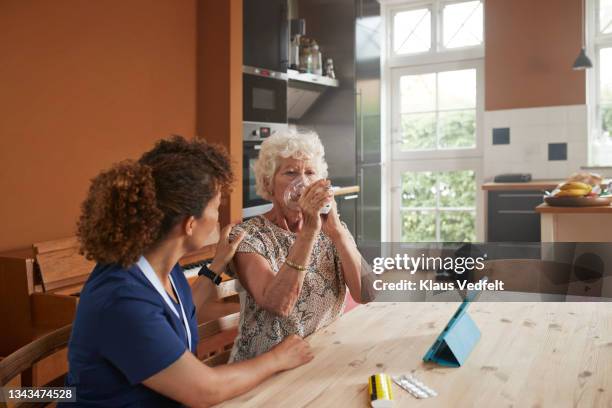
324 58 336 79
290 34 301 70
311 41 322 76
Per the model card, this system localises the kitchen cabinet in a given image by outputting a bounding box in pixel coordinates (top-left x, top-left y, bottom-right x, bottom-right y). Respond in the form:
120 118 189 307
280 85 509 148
537 204 612 242
337 192 358 237
486 190 543 242
357 163 381 242
356 0 381 249
294 0 382 251
243 0 289 72
296 0 356 188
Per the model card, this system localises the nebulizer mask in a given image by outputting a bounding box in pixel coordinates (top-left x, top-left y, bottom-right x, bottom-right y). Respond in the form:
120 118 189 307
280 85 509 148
283 177 333 214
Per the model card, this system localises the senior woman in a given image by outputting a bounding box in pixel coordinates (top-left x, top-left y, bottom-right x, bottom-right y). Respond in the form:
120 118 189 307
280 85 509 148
228 129 369 362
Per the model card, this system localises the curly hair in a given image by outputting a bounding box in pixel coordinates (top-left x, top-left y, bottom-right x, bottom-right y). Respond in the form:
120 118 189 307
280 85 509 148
77 136 233 267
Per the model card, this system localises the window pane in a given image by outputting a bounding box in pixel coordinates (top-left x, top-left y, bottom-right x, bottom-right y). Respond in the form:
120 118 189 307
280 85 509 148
438 110 476 148
601 48 612 104
601 105 612 136
443 1 483 48
438 69 476 110
394 8 431 54
600 0 612 34
401 210 436 241
438 170 476 207
400 73 436 113
401 171 436 207
439 211 476 242
401 113 436 149
400 170 477 242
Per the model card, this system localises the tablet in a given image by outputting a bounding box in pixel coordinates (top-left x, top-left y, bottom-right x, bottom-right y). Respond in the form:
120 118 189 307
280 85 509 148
422 277 488 366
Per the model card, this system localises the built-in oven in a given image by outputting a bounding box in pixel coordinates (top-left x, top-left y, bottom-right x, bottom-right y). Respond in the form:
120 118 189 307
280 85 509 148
243 122 288 218
243 66 288 124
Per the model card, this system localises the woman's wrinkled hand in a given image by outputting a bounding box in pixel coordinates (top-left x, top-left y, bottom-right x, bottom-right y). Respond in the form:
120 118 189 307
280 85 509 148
298 179 333 234
209 224 245 274
321 198 345 242
270 335 314 370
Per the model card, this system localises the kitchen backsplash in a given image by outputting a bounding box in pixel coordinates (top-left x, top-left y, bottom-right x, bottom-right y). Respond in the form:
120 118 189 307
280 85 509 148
484 105 587 180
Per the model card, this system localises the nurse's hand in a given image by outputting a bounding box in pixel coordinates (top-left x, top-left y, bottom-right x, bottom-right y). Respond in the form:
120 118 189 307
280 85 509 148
209 223 245 274
270 335 314 370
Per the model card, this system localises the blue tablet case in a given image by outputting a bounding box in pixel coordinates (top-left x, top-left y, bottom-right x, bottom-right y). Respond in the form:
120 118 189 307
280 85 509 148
422 279 484 367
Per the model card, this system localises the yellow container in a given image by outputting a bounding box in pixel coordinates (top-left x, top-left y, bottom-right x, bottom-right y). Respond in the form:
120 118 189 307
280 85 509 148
368 373 393 408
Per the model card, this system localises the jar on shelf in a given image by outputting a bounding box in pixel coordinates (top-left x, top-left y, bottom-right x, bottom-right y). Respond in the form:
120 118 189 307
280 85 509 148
299 37 313 73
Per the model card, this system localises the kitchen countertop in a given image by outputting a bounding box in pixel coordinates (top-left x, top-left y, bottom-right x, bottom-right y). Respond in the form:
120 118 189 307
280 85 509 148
215 302 612 407
536 203 612 214
333 185 359 196
482 179 610 191
482 180 564 191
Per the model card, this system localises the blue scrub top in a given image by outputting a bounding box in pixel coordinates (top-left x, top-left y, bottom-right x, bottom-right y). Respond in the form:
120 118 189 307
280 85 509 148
60 261 199 407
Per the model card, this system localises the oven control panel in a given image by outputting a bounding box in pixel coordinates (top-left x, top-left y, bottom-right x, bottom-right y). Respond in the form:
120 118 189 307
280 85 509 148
243 122 288 142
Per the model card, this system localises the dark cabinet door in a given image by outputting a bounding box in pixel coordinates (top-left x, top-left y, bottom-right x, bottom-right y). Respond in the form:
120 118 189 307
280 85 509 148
337 193 358 237
357 164 381 243
356 0 381 165
355 0 381 252
487 190 544 242
243 0 288 72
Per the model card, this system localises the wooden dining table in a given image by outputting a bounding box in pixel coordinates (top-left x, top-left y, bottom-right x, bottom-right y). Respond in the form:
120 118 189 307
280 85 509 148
216 301 612 407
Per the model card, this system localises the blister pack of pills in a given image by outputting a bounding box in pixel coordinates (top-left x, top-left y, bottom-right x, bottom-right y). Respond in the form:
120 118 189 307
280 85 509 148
392 374 437 399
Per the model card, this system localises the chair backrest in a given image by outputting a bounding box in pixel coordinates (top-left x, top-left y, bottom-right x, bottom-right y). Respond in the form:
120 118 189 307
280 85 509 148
196 279 240 366
477 258 573 297
33 237 94 294
0 324 71 408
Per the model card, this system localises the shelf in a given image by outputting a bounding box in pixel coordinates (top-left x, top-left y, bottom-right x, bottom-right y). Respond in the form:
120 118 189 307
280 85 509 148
287 69 339 88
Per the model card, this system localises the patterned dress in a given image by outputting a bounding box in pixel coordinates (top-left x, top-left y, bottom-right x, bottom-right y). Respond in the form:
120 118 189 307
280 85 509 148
227 215 347 362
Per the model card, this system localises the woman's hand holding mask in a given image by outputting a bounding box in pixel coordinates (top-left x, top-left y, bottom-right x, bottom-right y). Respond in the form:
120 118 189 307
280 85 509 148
297 179 333 234
320 198 345 242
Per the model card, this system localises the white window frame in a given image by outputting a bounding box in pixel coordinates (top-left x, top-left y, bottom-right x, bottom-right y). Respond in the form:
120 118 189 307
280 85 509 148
390 59 484 161
390 2 435 58
386 0 485 68
587 0 612 165
381 0 486 242
390 158 484 242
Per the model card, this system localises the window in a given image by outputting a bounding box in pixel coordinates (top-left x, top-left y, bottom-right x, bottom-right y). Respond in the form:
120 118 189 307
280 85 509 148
390 0 483 59
442 1 483 48
398 68 477 150
601 48 612 138
401 169 476 241
384 0 484 242
600 0 612 34
393 8 432 54
590 0 612 165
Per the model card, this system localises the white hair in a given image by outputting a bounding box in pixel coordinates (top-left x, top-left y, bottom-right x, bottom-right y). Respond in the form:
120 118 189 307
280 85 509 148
254 128 328 201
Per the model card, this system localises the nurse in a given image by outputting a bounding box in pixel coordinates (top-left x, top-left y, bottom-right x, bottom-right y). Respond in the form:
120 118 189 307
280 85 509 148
61 136 313 407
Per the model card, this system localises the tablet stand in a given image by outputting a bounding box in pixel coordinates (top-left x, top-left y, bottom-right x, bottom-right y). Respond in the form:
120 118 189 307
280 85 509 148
423 311 481 367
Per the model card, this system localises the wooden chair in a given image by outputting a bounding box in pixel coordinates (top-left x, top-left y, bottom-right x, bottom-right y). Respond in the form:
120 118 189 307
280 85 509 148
195 279 241 367
0 324 71 408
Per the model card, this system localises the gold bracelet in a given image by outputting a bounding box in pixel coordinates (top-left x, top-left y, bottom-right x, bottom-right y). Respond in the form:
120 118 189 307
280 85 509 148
285 258 306 271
